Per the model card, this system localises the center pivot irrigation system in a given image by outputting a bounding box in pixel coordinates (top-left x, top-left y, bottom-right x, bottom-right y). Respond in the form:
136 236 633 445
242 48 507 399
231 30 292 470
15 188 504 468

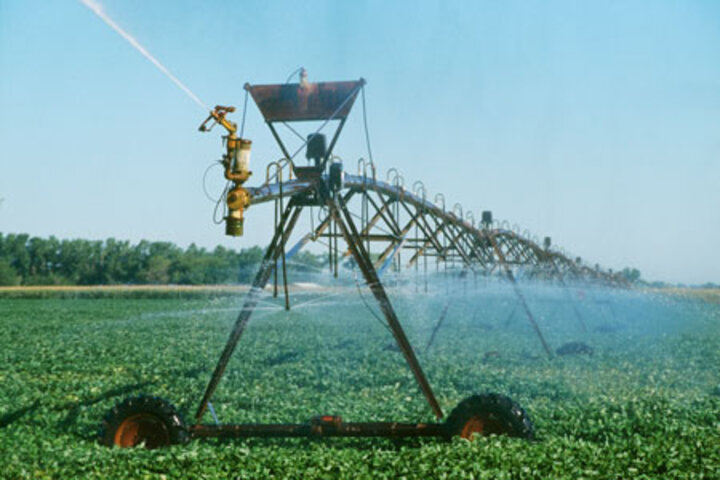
100 72 626 449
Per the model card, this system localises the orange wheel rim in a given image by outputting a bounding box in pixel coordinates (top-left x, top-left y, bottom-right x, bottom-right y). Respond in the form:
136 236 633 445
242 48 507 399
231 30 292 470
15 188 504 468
114 413 170 448
460 416 486 439
460 414 508 439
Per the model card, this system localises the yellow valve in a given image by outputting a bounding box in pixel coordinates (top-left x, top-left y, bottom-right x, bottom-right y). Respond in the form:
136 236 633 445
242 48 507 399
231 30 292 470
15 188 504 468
227 185 250 210
199 105 253 237
225 185 251 236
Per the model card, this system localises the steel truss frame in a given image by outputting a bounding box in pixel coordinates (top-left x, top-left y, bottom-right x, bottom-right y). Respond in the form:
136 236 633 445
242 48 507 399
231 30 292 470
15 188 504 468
189 77 625 441
189 163 625 440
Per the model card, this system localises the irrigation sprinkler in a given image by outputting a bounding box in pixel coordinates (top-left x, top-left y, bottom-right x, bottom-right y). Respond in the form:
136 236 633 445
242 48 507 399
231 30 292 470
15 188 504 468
100 72 624 449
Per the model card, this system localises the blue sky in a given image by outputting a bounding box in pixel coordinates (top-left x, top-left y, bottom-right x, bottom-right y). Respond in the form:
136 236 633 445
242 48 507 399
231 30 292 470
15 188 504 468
1 0 719 284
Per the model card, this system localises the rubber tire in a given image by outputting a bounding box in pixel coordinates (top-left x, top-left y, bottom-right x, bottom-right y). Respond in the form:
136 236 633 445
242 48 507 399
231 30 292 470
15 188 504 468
444 393 534 440
99 395 188 449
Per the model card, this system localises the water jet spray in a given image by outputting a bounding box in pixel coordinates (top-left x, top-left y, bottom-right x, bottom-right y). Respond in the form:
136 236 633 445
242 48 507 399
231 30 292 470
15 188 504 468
79 0 209 112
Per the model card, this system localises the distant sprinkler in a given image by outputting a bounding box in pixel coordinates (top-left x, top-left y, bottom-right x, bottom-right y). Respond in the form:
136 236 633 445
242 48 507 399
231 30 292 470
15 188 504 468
481 210 493 229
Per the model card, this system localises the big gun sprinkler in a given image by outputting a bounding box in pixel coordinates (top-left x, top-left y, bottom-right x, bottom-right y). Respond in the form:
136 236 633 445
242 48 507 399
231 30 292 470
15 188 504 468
199 105 252 236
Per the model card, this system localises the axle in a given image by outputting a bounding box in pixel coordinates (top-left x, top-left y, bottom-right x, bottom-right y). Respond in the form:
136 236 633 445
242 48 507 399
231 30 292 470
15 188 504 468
190 418 445 439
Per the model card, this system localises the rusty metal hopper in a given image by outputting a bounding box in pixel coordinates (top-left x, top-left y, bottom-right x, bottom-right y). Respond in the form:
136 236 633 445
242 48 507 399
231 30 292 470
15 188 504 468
246 80 365 122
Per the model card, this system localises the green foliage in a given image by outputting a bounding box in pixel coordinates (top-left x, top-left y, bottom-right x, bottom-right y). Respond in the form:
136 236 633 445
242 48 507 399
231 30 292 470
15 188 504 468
0 233 322 286
620 267 642 284
0 259 20 286
0 292 718 478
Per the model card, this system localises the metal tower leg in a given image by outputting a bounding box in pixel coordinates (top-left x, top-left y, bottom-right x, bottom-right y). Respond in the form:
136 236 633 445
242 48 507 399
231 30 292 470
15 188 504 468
195 203 303 422
424 302 451 353
329 193 444 420
489 235 553 358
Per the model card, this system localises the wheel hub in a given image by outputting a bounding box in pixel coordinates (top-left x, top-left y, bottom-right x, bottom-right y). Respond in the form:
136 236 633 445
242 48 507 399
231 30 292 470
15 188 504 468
460 414 507 439
114 413 171 449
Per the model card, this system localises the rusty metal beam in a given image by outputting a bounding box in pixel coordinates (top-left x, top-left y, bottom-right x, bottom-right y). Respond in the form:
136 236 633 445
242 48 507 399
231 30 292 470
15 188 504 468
443 221 476 268
488 233 553 358
195 203 303 422
374 210 422 270
191 421 444 439
246 175 623 287
368 191 402 236
329 192 444 419
547 255 588 332
398 202 445 262
407 216 448 266
425 302 451 353
285 190 355 261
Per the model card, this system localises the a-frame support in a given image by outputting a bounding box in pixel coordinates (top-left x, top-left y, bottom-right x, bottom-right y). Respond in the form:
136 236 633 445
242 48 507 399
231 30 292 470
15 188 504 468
195 182 444 423
326 188 443 419
195 202 303 422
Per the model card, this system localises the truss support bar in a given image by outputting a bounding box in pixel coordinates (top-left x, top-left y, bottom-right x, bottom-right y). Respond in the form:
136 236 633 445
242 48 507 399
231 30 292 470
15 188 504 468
191 421 444 439
548 257 588 332
489 234 553 358
366 191 401 236
377 232 409 276
329 192 444 419
286 190 355 261
425 302 451 353
374 211 422 271
195 203 303 422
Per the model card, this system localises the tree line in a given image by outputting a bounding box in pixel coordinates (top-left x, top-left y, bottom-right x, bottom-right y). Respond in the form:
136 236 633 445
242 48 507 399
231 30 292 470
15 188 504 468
0 233 325 286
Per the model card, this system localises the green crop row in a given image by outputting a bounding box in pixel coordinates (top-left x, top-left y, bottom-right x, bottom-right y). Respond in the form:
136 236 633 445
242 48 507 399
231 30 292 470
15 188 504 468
1 287 719 479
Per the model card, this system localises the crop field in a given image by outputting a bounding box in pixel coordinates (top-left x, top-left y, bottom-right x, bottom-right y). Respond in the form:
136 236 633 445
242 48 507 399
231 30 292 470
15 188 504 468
1 281 719 479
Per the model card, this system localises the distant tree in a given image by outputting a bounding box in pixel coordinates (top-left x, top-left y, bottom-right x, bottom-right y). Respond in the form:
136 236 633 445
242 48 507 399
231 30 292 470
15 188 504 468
141 255 172 284
236 246 264 283
7 233 30 280
291 250 326 273
0 233 325 286
620 267 642 284
0 259 20 286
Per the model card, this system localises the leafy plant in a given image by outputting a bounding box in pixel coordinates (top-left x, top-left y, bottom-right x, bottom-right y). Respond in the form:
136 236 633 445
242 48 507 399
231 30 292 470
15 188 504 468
1 285 718 479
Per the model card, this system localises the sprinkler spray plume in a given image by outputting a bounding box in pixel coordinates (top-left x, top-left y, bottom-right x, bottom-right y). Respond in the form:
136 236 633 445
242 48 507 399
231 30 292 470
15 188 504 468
79 0 209 112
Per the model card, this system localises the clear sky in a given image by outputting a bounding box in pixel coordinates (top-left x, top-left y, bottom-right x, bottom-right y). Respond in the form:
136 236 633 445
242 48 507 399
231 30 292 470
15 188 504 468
1 0 719 284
